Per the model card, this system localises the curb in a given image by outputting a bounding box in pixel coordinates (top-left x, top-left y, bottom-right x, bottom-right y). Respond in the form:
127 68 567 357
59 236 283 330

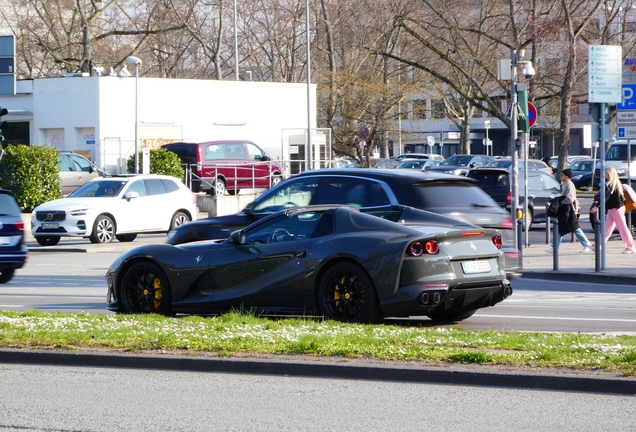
1 349 635 395
521 270 636 287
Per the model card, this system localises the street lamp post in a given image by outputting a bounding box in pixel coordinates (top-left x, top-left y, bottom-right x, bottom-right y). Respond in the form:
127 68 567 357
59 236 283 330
483 120 491 155
125 56 142 174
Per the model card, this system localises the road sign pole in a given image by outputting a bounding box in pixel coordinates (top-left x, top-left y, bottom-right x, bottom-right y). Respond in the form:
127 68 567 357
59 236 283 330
600 103 606 270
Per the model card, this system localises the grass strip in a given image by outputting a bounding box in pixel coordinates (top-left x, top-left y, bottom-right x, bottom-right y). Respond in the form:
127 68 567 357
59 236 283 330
0 310 634 376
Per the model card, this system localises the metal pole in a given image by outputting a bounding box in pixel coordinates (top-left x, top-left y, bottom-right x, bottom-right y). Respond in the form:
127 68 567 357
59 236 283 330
510 50 519 253
628 138 632 228
234 0 239 81
305 0 312 171
599 103 606 270
134 63 139 174
524 132 529 247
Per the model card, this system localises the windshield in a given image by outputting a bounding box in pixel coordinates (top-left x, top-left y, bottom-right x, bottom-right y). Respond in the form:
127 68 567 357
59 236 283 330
605 144 636 161
68 180 127 198
440 155 473 166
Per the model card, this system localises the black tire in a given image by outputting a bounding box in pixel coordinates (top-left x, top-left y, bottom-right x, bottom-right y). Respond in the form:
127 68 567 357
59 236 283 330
116 234 137 242
227 189 239 196
0 269 15 284
170 211 191 230
35 236 60 246
119 261 173 314
90 215 115 244
427 309 477 322
271 175 283 188
522 209 533 231
318 261 383 323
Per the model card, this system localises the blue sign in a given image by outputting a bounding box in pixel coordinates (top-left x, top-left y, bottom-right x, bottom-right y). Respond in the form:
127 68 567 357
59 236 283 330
617 84 636 110
86 139 95 145
619 127 626 138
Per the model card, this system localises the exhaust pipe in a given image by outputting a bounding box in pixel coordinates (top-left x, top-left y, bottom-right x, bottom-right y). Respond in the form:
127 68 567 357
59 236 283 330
433 292 441 304
419 293 429 304
503 285 513 298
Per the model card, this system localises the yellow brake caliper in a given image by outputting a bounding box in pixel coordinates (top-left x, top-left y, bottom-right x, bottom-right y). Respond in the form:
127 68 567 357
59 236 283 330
153 277 162 310
334 276 344 311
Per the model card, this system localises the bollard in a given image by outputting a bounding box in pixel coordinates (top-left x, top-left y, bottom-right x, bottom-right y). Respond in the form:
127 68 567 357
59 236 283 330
517 218 523 255
594 218 601 272
552 218 559 271
545 203 551 245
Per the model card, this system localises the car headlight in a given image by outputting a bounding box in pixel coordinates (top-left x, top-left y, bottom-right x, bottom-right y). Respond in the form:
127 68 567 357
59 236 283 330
572 175 582 180
617 168 627 175
68 208 93 216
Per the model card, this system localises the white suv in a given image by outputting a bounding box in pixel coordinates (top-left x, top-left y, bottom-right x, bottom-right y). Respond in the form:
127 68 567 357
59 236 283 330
32 175 198 246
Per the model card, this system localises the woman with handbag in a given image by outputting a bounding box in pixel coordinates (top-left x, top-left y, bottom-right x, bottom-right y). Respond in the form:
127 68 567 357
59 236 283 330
591 166 636 253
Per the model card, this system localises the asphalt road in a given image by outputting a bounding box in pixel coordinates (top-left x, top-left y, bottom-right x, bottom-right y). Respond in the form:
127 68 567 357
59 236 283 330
0 363 634 432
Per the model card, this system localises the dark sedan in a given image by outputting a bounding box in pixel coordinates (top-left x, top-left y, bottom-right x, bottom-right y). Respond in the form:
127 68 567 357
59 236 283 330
106 205 512 323
168 168 520 278
425 154 496 176
467 168 561 229
0 189 28 283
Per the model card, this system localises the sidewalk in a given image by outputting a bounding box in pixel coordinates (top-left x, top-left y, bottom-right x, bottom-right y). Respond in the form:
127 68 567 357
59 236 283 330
521 236 636 285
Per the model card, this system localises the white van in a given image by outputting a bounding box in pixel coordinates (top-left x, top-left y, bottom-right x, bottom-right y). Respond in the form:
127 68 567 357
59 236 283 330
596 141 636 181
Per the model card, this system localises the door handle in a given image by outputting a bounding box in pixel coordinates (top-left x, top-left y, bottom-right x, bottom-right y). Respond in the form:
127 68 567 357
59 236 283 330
296 251 307 258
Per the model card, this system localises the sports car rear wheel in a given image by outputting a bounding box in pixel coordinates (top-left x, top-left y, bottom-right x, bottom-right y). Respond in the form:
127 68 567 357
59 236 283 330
427 309 477 322
318 262 383 323
119 261 173 315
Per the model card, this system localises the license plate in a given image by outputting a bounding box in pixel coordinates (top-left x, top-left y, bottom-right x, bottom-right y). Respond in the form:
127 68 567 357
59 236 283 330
0 237 10 245
41 222 59 229
461 260 491 274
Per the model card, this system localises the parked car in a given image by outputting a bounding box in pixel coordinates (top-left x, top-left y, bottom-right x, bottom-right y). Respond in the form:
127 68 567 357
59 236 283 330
425 154 496 176
467 168 561 229
107 205 512 322
372 158 400 169
485 157 552 174
161 140 284 196
31 174 198 246
549 155 592 174
0 188 27 283
333 157 361 168
569 159 596 189
58 151 107 196
393 153 444 162
396 159 441 169
167 168 520 278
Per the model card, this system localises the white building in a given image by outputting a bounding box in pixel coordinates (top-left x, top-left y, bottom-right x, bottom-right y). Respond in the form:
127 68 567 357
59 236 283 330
0 76 317 174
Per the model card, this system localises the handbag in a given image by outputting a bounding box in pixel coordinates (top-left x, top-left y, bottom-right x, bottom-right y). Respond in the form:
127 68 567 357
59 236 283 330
623 184 636 214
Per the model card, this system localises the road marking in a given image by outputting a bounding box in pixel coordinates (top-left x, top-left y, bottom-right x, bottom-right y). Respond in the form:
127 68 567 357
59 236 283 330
477 313 636 322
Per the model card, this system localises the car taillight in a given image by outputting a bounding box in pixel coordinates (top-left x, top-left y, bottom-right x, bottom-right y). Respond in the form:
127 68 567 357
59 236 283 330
192 192 197 204
492 235 502 249
506 190 512 206
460 231 484 237
407 240 439 256
501 217 513 229
13 221 24 231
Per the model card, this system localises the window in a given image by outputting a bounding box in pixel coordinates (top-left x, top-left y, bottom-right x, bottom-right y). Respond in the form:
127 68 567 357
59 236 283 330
225 143 246 160
146 179 167 195
412 99 427 120
244 211 323 244
71 155 93 172
246 143 264 161
58 155 73 171
430 99 445 119
126 179 147 197
205 144 225 160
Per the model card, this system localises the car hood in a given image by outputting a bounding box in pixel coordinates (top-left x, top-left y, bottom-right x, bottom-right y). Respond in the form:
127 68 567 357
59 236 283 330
34 197 117 211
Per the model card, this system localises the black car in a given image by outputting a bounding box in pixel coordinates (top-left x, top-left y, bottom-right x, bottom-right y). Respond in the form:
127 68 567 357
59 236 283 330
467 168 561 229
569 159 597 190
168 168 520 278
0 189 28 283
107 205 512 323
425 154 496 176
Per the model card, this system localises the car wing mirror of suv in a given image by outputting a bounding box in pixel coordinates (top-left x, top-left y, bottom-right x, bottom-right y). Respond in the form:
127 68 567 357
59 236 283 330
124 191 139 201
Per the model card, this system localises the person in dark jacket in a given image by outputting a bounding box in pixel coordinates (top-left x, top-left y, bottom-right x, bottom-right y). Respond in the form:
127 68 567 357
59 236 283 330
545 168 592 254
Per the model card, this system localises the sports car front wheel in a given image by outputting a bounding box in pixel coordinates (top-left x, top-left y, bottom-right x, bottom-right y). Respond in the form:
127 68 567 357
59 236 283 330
119 261 173 315
318 262 383 323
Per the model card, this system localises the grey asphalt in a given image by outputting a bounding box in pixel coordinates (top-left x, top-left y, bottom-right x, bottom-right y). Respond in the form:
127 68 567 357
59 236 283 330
14 214 636 395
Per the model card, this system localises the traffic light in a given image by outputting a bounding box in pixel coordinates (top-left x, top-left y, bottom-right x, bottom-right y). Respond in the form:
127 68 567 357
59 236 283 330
0 107 7 142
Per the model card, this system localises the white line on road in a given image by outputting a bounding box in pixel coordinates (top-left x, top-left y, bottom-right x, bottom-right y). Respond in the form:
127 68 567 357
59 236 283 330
477 313 636 322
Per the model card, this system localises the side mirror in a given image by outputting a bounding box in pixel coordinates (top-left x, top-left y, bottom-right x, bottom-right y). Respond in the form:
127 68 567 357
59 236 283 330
230 229 246 244
124 191 139 201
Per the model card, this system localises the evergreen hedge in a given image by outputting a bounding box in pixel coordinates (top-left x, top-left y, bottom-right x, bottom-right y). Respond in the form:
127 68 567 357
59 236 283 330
126 148 184 179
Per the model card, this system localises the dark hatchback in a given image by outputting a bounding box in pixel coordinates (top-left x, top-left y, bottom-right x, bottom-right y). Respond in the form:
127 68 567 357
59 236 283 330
169 169 520 278
467 168 561 229
0 189 27 283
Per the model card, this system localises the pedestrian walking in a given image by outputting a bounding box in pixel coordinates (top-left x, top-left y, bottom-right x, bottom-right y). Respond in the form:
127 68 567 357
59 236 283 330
591 166 636 254
545 168 593 254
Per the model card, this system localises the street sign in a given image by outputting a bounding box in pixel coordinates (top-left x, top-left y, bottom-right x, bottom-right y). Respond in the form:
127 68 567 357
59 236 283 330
617 83 636 110
617 111 636 124
617 126 636 139
426 135 435 146
528 102 537 127
588 45 622 103
358 126 369 140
